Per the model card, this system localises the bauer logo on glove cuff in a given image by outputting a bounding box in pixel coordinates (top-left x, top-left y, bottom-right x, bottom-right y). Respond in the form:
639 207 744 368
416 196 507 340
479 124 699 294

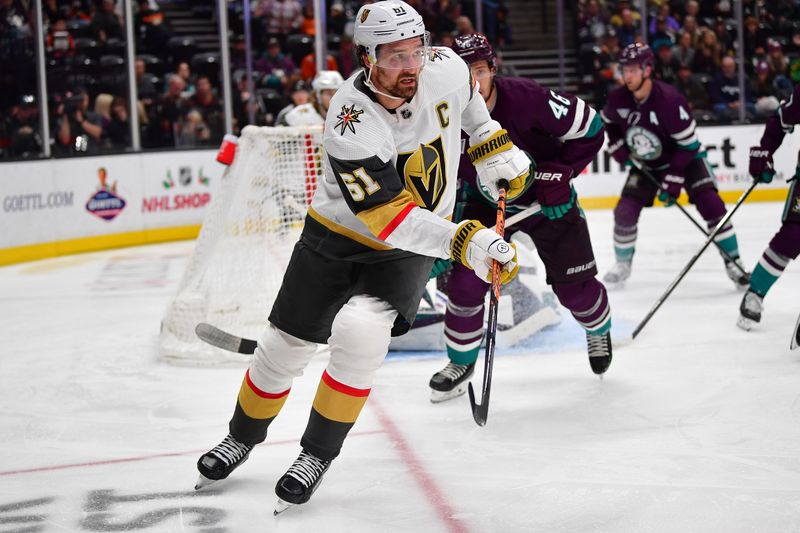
467 129 512 163
534 171 564 181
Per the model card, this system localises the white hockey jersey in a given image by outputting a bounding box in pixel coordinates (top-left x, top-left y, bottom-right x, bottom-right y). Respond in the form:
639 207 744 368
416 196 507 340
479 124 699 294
284 102 325 127
302 47 500 262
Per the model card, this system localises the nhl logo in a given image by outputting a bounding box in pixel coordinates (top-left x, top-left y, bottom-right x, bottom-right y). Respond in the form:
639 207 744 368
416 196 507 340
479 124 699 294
400 109 412 119
360 9 370 23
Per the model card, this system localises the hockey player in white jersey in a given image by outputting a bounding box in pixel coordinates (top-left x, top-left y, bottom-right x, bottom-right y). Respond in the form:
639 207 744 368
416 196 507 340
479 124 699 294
195 0 532 514
284 69 344 126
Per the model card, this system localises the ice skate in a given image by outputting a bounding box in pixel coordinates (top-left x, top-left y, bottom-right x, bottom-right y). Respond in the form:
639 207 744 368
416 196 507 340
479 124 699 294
725 258 751 291
274 449 332 515
429 362 475 403
586 331 612 376
736 290 764 331
195 434 254 490
602 262 631 289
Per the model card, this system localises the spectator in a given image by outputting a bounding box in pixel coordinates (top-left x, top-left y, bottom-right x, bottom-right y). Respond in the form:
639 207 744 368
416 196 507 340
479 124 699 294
681 15 701 47
275 79 311 126
613 8 640 48
327 2 347 35
649 16 675 47
3 94 41 158
91 0 123 44
189 76 223 142
766 38 789 78
712 17 734 57
654 39 680 85
692 28 722 76
253 0 303 44
135 0 171 52
578 0 611 45
105 96 130 149
672 31 695 67
300 50 338 83
152 74 188 147
55 87 104 154
710 56 755 122
135 58 157 102
300 4 315 36
434 31 455 47
455 15 474 37
0 0 32 37
258 37 296 88
172 61 195 97
742 15 766 58
175 108 211 147
648 4 679 36
46 18 75 60
675 61 710 115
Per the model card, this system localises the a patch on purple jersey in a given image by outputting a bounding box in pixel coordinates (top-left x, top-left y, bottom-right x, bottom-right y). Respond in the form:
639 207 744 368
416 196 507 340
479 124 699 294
625 126 663 160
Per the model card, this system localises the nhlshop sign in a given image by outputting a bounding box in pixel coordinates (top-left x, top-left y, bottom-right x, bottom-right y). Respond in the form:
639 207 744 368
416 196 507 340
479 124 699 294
142 192 211 212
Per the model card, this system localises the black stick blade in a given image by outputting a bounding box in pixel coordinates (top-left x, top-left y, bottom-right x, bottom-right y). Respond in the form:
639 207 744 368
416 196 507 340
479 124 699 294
467 382 487 426
195 323 257 354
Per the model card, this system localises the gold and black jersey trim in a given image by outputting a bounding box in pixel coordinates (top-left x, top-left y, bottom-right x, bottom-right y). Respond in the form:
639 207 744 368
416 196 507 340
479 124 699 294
301 207 417 263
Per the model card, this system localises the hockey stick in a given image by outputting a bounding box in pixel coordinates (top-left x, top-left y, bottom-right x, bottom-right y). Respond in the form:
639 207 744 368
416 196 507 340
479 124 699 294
630 160 747 276
631 181 758 340
194 203 544 356
195 323 257 354
468 180 509 427
791 311 800 351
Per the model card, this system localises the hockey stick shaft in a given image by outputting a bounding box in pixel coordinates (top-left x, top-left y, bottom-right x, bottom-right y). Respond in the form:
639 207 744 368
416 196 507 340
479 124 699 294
468 181 509 426
632 181 757 339
632 161 746 275
504 203 541 228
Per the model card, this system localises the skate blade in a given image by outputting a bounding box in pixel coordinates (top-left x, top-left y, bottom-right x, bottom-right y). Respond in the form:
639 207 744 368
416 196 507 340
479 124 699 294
274 498 293 516
603 279 626 291
195 474 218 490
736 315 755 331
430 383 468 403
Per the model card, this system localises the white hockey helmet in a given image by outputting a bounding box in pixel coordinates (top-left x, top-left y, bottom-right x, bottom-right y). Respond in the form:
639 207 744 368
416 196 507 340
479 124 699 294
312 70 344 93
354 0 429 67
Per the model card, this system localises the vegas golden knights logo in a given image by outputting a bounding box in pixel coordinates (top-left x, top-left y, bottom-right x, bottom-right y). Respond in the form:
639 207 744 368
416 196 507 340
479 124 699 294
396 136 447 210
360 9 370 23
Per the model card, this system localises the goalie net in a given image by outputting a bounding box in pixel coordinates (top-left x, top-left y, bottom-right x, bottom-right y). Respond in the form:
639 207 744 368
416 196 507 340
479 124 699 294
159 124 323 365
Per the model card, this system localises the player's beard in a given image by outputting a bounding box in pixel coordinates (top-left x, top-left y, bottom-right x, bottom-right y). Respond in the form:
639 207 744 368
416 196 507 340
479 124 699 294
379 69 419 99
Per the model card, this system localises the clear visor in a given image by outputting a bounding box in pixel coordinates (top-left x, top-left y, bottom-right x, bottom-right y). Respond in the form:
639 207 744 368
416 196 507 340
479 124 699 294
373 32 430 70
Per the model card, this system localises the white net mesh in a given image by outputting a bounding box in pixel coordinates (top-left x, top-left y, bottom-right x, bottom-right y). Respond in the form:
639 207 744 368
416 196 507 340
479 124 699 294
159 124 324 365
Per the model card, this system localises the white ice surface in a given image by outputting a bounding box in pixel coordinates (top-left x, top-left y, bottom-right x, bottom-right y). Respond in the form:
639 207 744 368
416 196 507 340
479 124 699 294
1 202 799 533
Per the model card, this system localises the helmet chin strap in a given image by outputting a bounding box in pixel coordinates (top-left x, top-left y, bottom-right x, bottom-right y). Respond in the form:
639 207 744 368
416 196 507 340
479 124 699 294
364 64 407 102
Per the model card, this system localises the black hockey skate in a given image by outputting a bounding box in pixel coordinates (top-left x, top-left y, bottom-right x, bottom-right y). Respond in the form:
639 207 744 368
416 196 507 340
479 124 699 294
195 434 254 490
274 449 332 515
586 331 612 376
725 258 751 291
736 290 764 331
429 362 475 403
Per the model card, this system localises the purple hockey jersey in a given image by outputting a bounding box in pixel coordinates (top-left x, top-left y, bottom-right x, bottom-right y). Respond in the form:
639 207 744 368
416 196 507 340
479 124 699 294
758 84 800 153
600 79 701 175
459 76 605 206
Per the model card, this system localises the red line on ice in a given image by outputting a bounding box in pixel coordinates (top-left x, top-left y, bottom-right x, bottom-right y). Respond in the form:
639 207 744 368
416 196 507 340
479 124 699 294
370 398 469 533
0 430 385 477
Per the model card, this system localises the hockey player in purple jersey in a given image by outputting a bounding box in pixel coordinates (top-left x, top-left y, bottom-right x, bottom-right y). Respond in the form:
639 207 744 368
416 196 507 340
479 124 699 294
737 84 800 330
600 43 750 290
429 33 612 402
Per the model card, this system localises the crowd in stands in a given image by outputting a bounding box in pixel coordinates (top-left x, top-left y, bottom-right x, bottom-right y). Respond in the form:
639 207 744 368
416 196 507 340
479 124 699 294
0 0 510 159
577 0 799 123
